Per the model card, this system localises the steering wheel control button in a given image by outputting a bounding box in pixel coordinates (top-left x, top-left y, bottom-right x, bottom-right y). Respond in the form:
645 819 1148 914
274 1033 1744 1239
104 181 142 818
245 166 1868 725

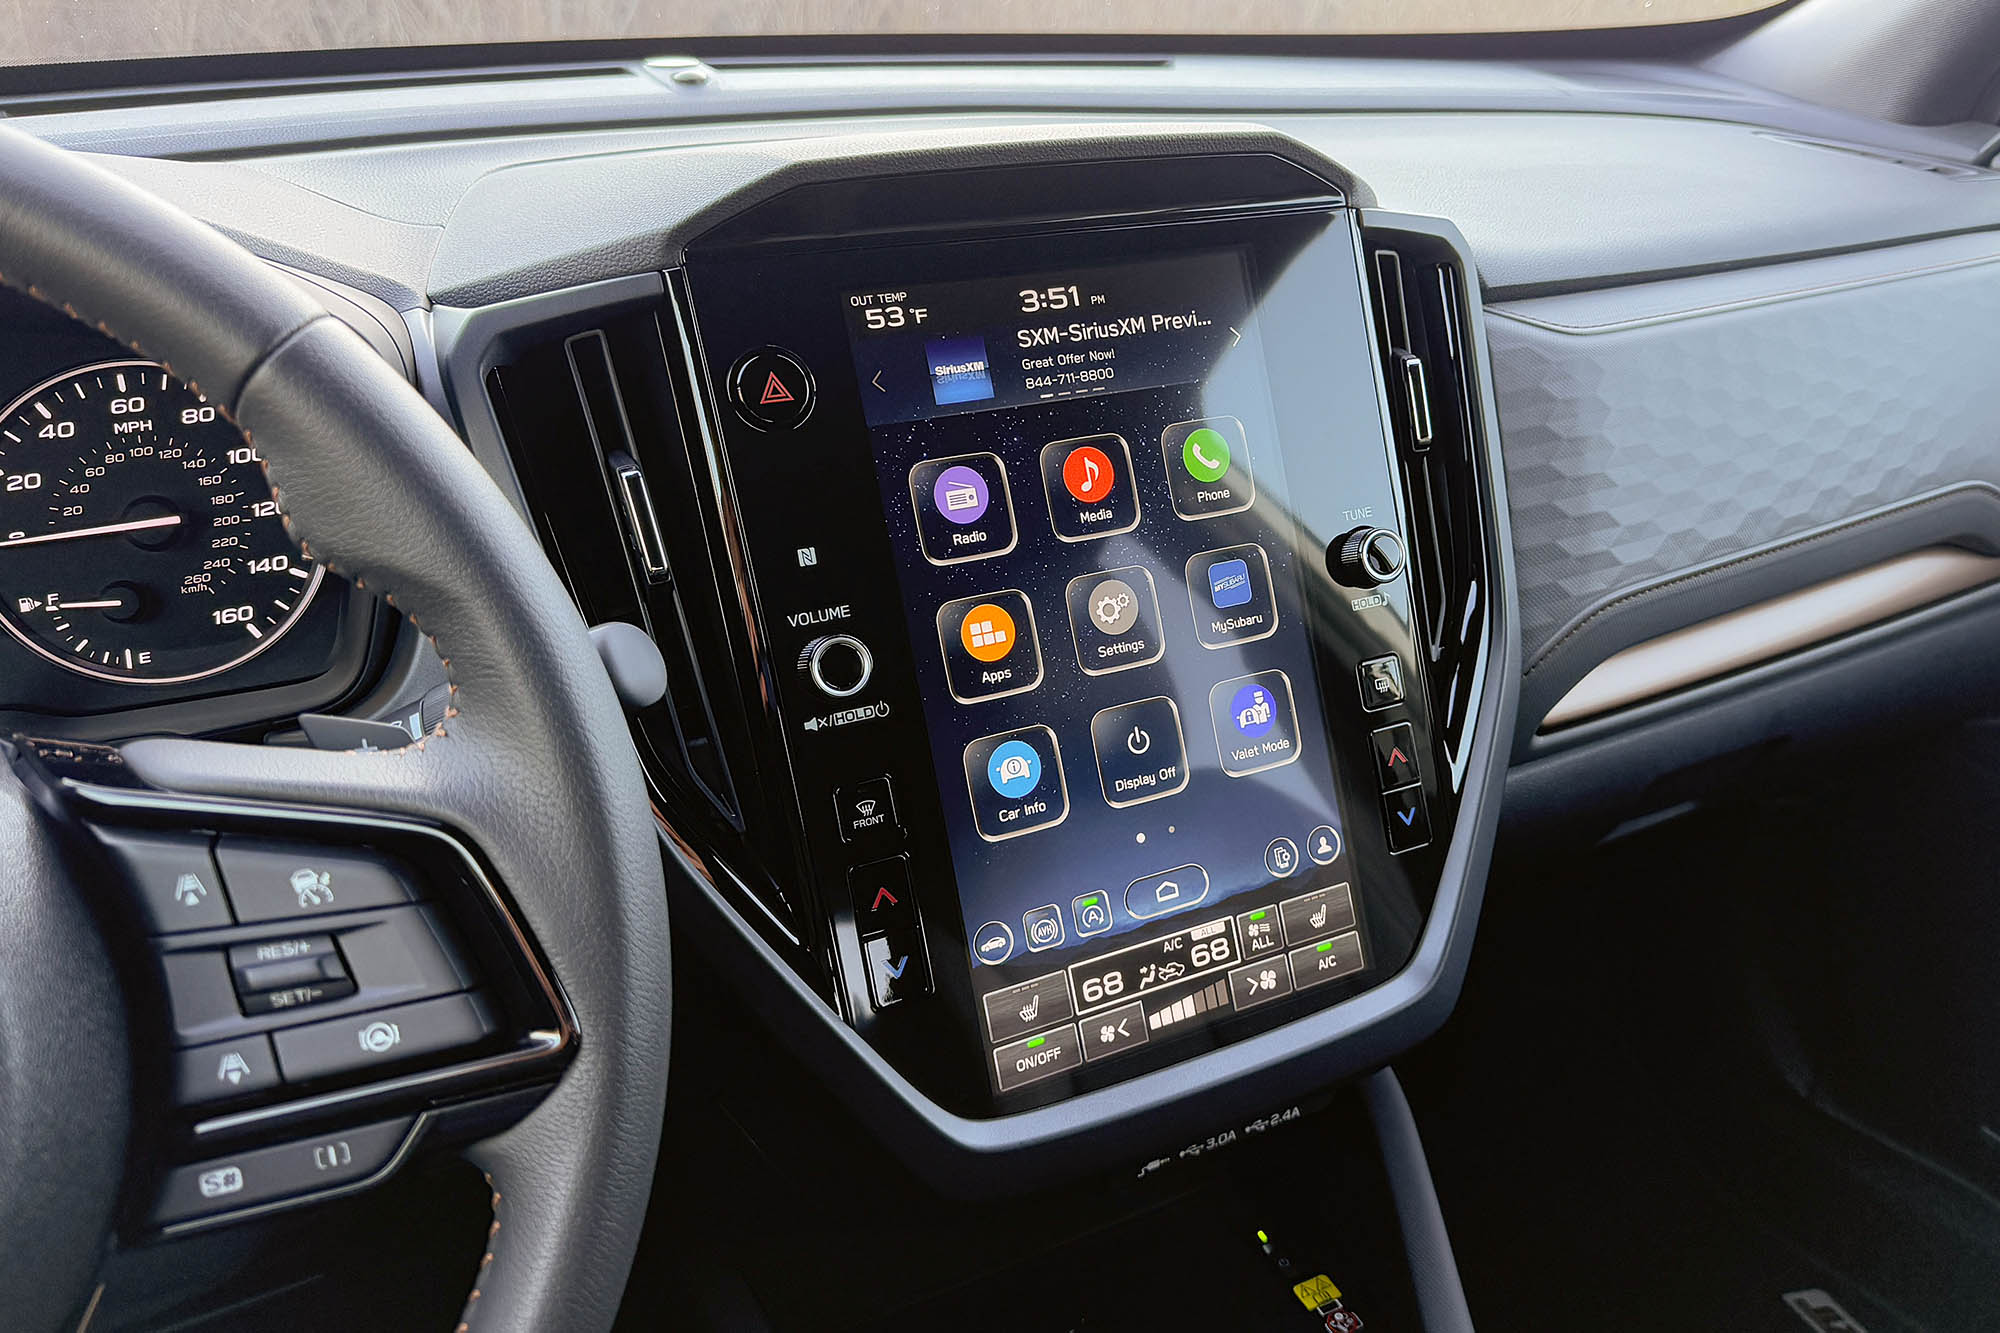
163 950 252 1046
228 934 356 1014
1161 416 1254 520
151 1116 415 1227
992 1023 1083 1094
982 972 1074 1045
1208 670 1302 778
962 725 1069 842
937 589 1042 702
1185 543 1278 648
1039 433 1140 541
1227 954 1297 1012
1289 931 1367 991
99 831 234 933
1331 526 1408 588
271 992 495 1083
970 920 1016 967
1370 723 1421 790
908 452 1016 566
1280 884 1357 948
1081 1000 1149 1063
850 858 915 933
728 347 815 430
175 1035 280 1106
1263 838 1300 878
1357 654 1406 712
1382 787 1433 855
1088 695 1188 808
863 929 932 1009
801 633 874 698
1123 864 1211 921
216 840 416 923
1237 905 1283 959
1064 564 1165 676
1306 825 1342 866
835 776 900 848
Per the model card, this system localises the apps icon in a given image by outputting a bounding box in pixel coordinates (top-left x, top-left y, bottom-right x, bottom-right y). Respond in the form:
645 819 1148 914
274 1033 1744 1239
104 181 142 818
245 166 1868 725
1161 416 1254 519
938 589 1042 702
909 452 1016 565
963 724 1069 841
1185 543 1277 647
1039 434 1140 541
1207 670 1301 777
1064 565 1165 675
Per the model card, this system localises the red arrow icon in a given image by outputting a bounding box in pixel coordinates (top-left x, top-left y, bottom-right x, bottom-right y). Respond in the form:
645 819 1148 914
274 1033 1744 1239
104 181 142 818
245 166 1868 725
871 886 899 911
758 371 795 406
1388 747 1409 767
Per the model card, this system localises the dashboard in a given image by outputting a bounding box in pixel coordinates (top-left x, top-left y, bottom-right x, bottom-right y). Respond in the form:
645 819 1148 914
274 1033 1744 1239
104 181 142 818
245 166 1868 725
8 40 2000 1204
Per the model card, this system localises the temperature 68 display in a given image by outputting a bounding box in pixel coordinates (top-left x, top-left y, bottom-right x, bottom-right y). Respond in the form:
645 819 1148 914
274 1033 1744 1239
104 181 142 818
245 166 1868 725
0 359 322 684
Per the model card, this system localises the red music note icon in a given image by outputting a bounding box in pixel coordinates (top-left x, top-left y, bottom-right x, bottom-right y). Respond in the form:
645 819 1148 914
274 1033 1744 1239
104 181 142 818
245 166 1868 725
1062 444 1116 504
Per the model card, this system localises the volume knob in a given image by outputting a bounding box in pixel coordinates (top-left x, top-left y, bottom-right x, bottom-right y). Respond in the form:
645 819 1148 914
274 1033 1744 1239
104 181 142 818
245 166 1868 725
1331 527 1407 588
801 634 873 698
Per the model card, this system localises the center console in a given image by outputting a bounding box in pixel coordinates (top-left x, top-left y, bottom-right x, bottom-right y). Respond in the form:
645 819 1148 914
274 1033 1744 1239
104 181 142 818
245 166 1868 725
461 131 1514 1179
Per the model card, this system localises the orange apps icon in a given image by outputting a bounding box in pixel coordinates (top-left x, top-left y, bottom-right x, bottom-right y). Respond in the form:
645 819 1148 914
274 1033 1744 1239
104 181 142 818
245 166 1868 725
960 603 1018 662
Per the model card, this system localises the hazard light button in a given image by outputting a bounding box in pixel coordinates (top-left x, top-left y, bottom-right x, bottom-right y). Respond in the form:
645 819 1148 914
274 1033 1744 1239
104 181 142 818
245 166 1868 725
728 346 815 430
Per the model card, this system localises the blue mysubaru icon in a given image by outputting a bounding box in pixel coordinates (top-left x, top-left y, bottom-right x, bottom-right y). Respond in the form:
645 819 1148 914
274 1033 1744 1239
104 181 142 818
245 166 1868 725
1208 557 1252 609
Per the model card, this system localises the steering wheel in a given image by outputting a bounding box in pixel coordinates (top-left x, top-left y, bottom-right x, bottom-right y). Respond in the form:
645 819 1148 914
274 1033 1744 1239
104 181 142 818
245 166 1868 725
0 125 671 1330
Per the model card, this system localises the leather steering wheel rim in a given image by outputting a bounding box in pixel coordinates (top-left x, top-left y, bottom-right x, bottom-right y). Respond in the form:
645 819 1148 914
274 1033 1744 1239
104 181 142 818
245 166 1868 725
0 124 671 1332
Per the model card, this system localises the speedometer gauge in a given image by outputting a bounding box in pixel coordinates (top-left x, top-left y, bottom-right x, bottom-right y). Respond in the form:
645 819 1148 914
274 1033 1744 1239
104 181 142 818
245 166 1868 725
0 358 323 684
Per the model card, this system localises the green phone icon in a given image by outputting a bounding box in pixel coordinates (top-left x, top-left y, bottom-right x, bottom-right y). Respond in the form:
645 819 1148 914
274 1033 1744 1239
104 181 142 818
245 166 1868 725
1182 427 1231 484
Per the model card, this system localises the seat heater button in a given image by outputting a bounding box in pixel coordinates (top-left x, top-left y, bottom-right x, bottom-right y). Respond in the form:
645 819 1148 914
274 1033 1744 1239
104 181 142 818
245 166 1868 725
98 831 233 933
271 992 495 1083
151 1116 414 1225
217 839 415 923
175 1035 281 1106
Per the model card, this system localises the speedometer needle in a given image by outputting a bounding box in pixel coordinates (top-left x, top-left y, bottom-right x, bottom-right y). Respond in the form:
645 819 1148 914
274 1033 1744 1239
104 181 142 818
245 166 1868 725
0 514 182 548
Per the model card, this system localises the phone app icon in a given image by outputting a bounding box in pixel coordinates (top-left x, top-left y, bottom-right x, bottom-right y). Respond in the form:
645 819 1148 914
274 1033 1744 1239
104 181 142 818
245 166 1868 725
988 739 1043 798
959 602 1018 662
1162 417 1253 519
1182 427 1231 484
1062 444 1115 503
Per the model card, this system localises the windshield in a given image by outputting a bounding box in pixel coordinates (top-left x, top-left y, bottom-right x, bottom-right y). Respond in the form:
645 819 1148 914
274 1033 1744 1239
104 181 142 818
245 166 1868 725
13 1 1780 68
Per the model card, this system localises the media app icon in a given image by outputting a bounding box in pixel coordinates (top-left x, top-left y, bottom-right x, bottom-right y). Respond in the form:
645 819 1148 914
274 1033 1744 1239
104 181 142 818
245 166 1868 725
988 739 1043 798
933 464 991 524
1062 443 1116 503
959 602 1018 662
1231 682 1278 738
1207 558 1252 609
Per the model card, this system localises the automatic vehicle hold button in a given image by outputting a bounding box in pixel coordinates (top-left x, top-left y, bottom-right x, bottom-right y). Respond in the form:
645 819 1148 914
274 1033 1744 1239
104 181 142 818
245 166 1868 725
270 992 495 1083
1123 864 1210 921
216 839 415 923
151 1116 415 1226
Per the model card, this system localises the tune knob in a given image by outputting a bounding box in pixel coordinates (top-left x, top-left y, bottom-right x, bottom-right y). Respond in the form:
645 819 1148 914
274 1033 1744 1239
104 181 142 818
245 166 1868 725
800 634 873 698
1330 526 1407 588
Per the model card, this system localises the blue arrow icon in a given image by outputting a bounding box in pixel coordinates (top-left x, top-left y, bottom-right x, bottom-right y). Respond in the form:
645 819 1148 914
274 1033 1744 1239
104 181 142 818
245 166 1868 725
885 955 910 979
1396 809 1416 825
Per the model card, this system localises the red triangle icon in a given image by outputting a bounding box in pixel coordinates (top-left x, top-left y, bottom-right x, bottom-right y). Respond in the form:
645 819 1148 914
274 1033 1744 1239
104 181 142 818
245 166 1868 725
759 371 795 406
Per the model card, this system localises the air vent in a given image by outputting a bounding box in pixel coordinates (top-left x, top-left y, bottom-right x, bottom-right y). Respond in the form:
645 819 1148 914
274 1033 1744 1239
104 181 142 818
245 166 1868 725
1364 230 1491 781
484 316 741 824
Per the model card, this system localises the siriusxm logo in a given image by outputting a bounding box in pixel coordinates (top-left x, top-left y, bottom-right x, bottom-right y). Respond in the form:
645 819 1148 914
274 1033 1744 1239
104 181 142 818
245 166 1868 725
925 335 995 405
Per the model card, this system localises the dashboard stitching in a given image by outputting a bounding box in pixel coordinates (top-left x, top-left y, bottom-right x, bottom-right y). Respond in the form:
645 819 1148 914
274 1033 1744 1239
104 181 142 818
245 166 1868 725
1522 485 1999 678
0 267 461 746
455 1170 501 1333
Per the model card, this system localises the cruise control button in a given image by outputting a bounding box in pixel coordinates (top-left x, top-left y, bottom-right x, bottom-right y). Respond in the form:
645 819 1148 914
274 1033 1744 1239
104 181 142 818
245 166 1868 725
98 831 233 933
728 347 815 430
992 1023 1083 1094
1123 864 1210 921
152 1116 414 1225
228 934 355 1014
1289 931 1367 990
1081 1001 1149 1061
216 839 415 923
175 1035 281 1106
271 992 495 1083
1280 884 1356 946
982 972 1073 1044
1228 956 1295 1011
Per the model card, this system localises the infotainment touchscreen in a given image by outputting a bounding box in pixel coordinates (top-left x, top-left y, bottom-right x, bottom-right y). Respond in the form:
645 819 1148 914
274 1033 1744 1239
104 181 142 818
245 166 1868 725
840 248 1366 1095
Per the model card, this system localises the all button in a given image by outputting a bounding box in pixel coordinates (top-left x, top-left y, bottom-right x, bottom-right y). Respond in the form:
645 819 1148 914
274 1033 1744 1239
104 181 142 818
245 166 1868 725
728 347 815 430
